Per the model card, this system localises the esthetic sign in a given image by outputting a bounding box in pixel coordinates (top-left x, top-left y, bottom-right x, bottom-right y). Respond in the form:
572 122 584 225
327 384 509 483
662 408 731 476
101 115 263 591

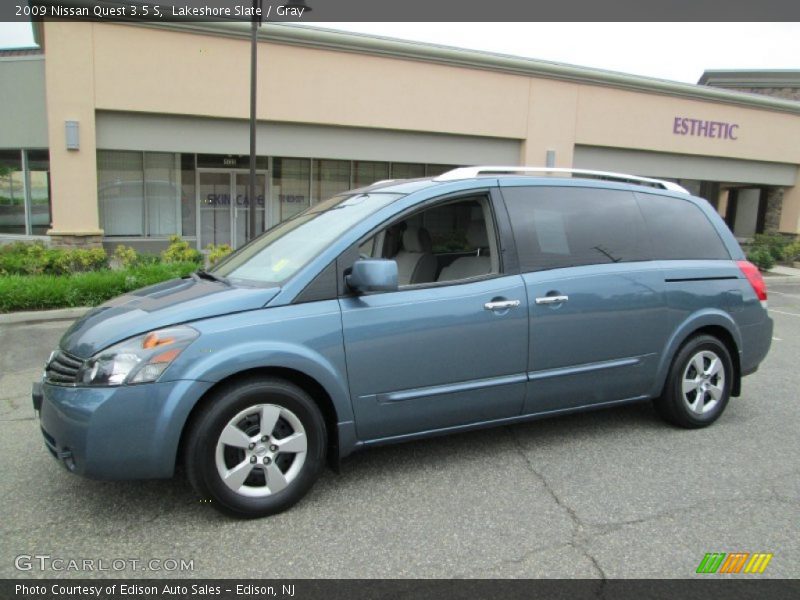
673 117 739 140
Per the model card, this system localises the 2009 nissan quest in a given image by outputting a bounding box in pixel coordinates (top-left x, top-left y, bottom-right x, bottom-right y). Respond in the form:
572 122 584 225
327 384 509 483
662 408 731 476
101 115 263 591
32 166 773 518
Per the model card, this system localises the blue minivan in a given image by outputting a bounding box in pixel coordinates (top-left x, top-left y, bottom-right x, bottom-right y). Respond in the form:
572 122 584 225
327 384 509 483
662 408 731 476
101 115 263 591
33 167 773 518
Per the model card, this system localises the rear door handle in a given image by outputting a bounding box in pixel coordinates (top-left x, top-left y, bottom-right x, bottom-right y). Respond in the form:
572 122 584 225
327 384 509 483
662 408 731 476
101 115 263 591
535 295 569 305
484 300 521 311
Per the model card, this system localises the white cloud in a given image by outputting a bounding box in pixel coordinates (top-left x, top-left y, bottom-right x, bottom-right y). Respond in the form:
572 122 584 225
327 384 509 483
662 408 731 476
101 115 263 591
0 22 36 48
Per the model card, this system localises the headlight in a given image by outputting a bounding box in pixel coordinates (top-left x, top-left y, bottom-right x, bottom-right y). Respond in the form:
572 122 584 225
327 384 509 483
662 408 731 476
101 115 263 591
77 326 199 386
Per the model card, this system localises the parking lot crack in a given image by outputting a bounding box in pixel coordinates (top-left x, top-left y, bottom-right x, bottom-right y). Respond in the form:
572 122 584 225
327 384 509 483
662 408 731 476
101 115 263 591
509 427 584 534
582 547 607 582
509 427 608 588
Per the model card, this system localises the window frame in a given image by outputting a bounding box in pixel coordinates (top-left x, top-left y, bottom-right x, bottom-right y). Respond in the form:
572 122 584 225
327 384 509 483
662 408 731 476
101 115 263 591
337 188 513 296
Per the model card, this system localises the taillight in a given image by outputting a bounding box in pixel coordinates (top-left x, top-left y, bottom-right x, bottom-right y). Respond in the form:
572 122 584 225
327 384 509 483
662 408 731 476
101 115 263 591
737 260 768 308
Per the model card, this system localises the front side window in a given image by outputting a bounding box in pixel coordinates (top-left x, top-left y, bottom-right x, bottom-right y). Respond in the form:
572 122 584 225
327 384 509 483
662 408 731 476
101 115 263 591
361 195 500 286
502 186 650 272
214 192 402 285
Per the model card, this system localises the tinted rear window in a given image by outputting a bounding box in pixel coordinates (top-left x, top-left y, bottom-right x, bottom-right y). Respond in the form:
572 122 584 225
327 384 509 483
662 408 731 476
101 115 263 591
502 186 651 272
636 193 730 260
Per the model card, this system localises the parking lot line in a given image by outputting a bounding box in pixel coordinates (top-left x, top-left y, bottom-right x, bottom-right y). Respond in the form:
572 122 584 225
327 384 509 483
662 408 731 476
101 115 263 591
769 309 800 318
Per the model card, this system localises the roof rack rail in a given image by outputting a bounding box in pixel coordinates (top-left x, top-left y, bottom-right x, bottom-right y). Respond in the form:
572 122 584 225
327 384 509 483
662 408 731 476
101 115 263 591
433 166 689 193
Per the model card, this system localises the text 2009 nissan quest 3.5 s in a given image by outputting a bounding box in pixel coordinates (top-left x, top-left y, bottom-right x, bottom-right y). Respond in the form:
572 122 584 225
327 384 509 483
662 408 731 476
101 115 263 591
32 166 773 518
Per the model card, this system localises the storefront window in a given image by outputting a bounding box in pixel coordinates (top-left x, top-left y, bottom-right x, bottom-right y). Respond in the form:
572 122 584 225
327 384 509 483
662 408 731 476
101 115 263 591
0 150 25 235
391 163 425 179
98 150 189 237
425 164 458 177
353 161 390 188
26 150 51 235
145 152 180 236
98 151 144 236
312 159 351 205
272 158 310 222
181 154 196 237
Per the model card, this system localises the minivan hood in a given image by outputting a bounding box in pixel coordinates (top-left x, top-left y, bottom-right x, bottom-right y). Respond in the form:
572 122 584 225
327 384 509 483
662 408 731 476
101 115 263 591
60 276 280 358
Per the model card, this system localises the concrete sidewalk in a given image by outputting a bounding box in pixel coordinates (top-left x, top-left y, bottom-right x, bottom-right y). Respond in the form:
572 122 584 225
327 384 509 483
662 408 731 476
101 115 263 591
767 264 800 280
764 264 800 285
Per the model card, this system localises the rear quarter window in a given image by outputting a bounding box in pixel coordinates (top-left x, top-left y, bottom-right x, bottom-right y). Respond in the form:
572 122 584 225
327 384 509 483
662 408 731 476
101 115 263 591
636 192 730 260
501 186 651 272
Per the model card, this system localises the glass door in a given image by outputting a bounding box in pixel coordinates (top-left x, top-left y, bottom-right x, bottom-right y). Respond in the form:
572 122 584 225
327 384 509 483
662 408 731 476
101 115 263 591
233 172 266 248
198 170 267 249
199 171 232 248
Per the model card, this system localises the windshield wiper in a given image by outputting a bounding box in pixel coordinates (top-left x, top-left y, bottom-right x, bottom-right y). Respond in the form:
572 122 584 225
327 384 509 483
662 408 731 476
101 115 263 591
194 269 230 285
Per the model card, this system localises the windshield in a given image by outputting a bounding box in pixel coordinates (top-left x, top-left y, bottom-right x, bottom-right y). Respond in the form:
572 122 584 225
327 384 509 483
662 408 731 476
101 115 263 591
212 192 403 285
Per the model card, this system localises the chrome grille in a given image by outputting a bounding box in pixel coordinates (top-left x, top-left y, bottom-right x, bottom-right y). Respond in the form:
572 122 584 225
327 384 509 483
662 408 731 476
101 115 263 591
45 350 83 385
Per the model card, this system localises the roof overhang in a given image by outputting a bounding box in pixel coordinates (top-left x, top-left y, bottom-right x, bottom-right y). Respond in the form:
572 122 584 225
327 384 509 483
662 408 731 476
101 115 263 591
699 69 800 89
149 21 800 116
28 14 800 116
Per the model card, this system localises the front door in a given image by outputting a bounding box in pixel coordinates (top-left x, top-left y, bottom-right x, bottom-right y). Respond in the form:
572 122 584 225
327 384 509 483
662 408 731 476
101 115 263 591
339 193 529 441
198 170 267 249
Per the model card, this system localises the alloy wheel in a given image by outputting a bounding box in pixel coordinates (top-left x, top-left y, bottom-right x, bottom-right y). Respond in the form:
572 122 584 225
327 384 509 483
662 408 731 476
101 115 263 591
214 403 308 498
681 350 726 416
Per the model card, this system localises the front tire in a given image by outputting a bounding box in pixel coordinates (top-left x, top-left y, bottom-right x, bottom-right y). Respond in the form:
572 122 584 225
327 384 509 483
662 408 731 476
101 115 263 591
654 335 733 429
185 377 327 518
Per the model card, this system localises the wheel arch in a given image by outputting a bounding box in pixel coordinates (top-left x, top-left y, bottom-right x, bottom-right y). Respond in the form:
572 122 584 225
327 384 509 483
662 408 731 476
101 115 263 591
177 367 343 473
656 313 742 399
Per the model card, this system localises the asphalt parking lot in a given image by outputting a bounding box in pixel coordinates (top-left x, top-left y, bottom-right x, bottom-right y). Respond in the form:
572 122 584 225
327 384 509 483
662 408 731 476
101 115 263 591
1 280 798 579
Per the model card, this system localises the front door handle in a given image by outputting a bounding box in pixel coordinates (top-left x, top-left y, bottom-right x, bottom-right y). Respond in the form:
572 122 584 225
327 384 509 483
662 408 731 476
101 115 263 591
484 300 521 311
535 295 569 305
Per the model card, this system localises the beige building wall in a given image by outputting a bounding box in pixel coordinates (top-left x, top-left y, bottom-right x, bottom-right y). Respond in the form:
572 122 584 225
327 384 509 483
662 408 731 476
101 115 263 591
91 24 531 139
43 21 102 239
522 79 579 167
780 174 800 233
39 21 800 238
575 86 800 164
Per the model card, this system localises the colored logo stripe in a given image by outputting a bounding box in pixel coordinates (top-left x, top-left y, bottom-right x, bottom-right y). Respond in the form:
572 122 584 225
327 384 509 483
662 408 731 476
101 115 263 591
697 553 726 574
697 552 773 574
719 553 749 574
744 553 773 574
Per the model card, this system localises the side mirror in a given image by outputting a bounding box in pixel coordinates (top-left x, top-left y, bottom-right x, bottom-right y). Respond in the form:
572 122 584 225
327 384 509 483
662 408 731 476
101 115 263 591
346 259 398 293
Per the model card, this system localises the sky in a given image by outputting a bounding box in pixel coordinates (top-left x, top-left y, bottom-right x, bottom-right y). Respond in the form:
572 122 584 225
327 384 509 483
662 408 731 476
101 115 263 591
1 21 798 84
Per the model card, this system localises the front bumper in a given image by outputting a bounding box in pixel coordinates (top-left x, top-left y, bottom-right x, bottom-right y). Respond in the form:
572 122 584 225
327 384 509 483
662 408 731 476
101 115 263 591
33 378 213 480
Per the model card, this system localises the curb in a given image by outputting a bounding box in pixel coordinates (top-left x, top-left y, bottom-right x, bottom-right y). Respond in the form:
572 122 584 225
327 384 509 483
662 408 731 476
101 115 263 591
0 307 91 326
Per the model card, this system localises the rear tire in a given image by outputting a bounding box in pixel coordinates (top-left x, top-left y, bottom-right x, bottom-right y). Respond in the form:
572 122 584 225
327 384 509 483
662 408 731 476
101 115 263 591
654 335 733 429
185 377 327 518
